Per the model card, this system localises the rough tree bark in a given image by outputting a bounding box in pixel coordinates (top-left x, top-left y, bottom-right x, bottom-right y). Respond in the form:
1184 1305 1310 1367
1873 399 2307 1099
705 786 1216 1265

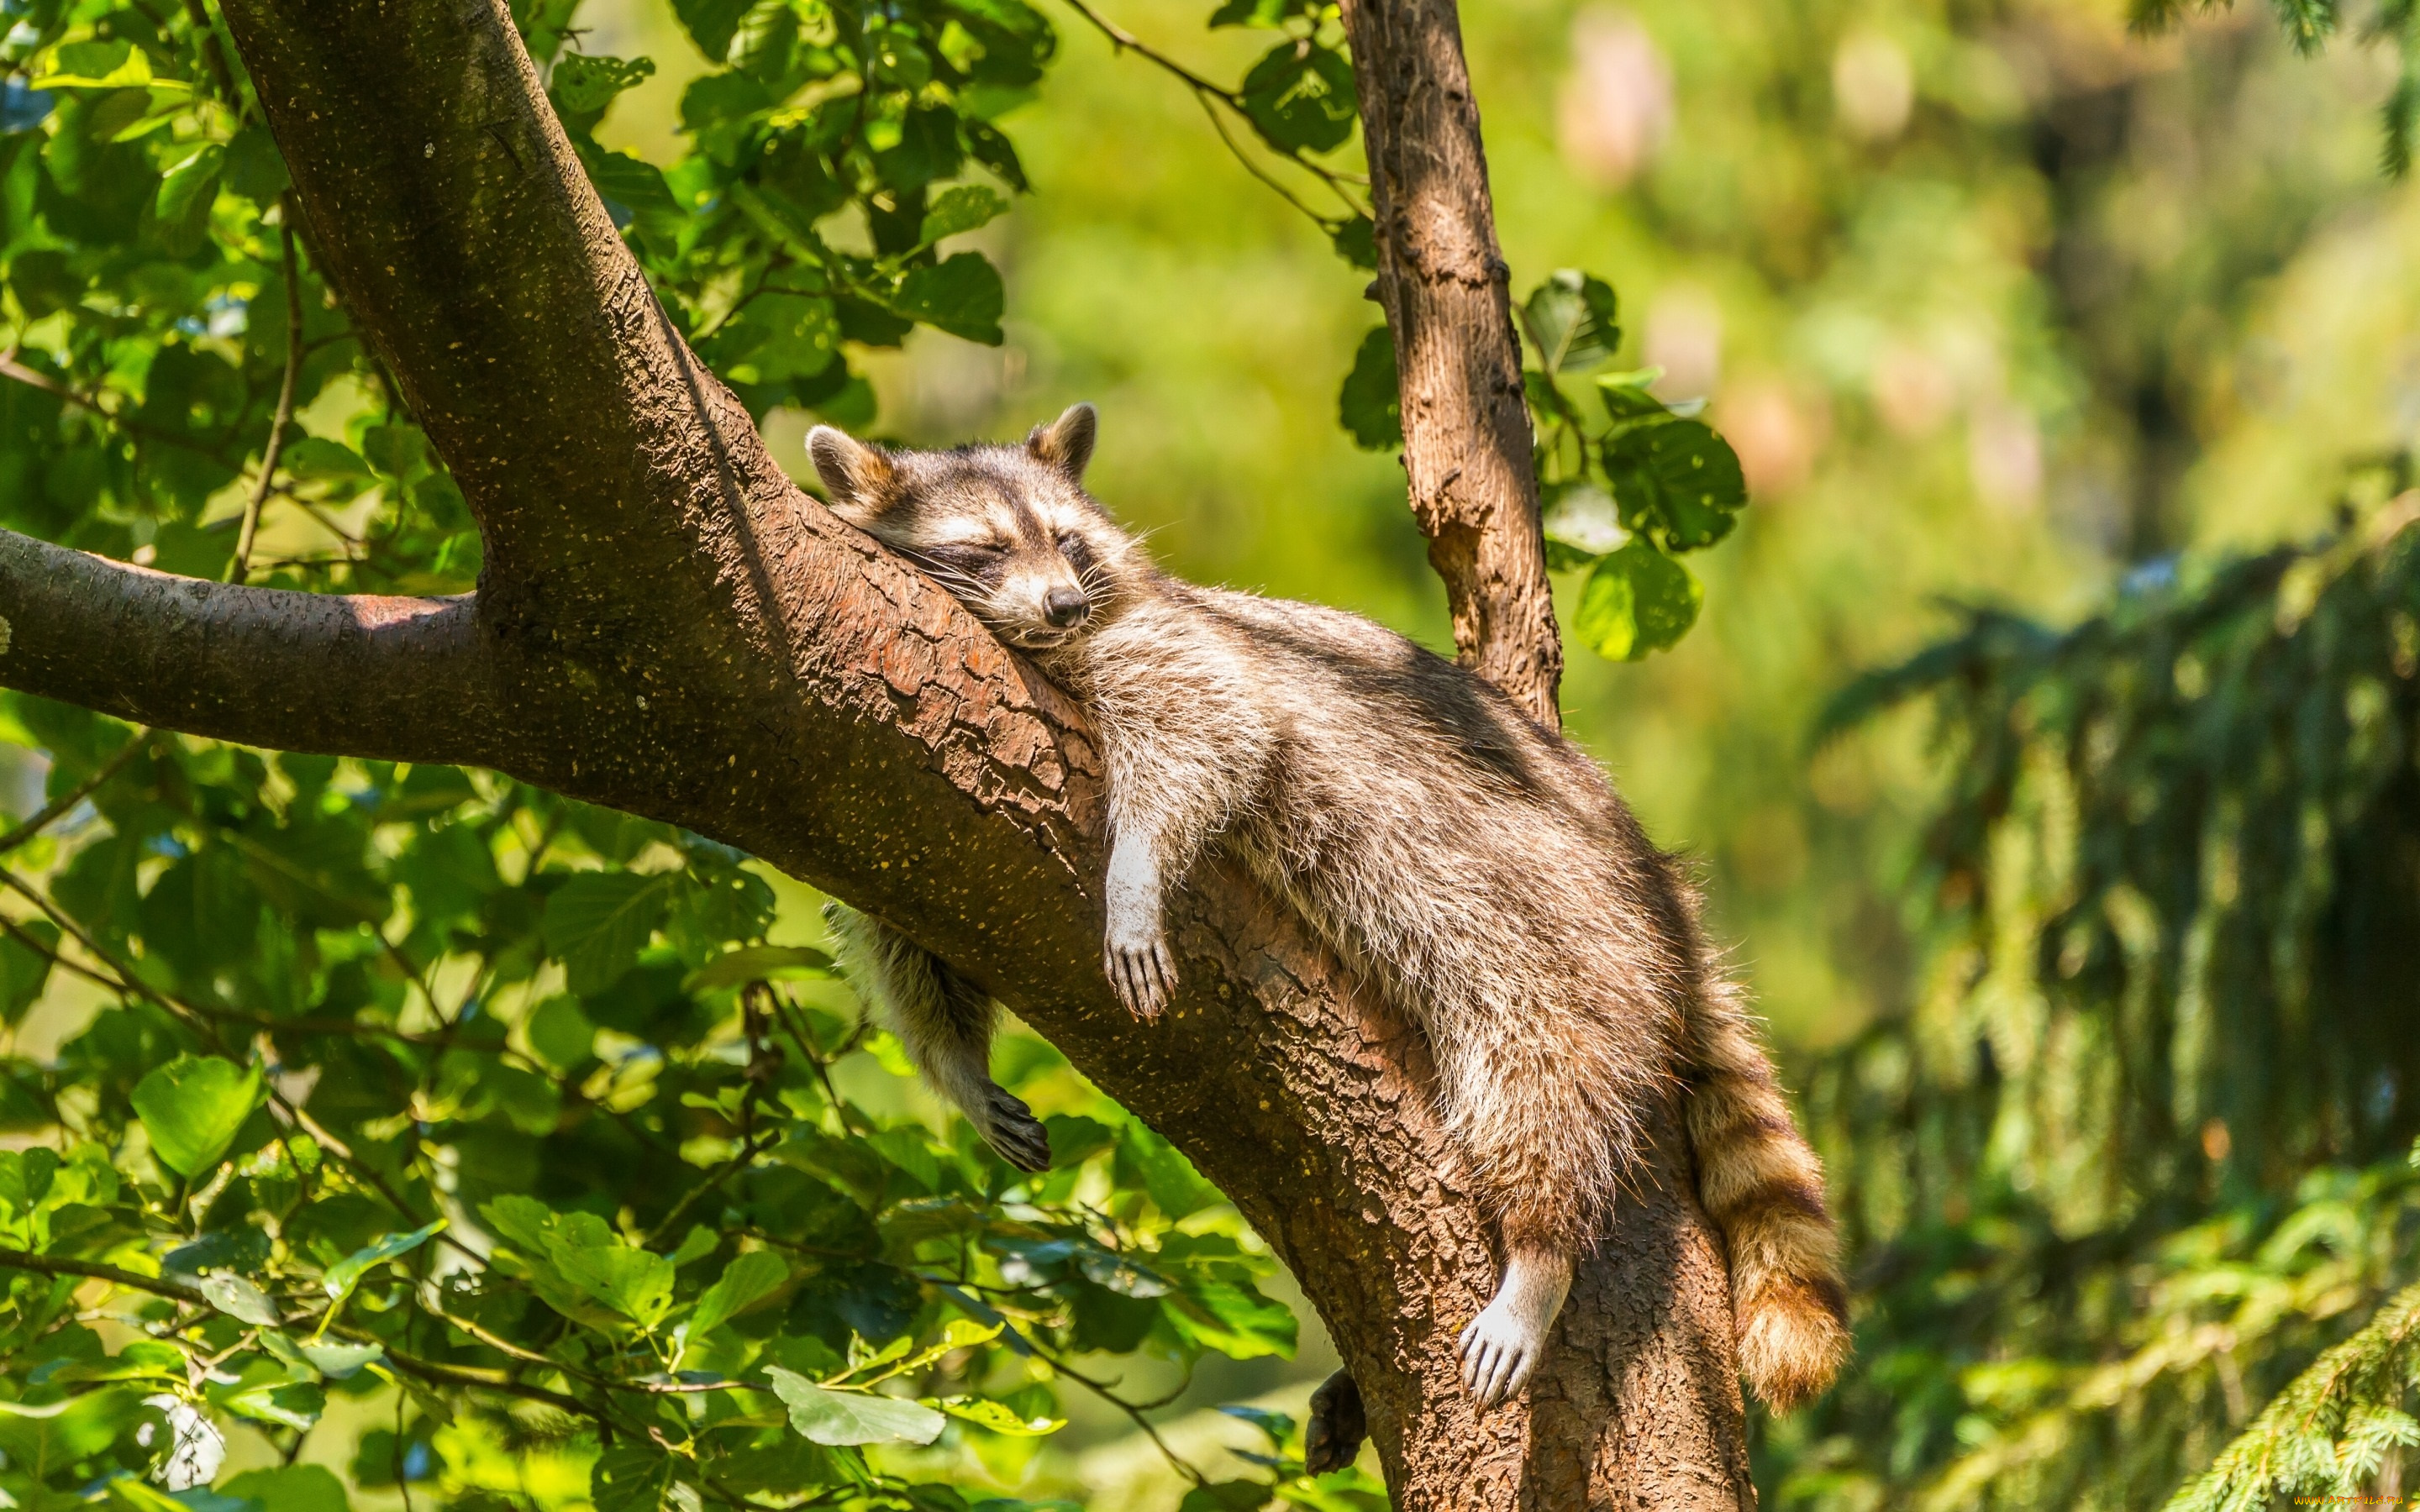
1338 0 1563 730
0 2 1754 1504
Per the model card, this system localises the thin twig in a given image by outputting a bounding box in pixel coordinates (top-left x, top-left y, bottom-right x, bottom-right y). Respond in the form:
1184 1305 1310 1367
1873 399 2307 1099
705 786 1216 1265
0 1244 209 1305
0 729 151 857
180 0 240 112
1020 1328 1207 1485
232 213 305 583
0 349 239 466
1055 0 1369 226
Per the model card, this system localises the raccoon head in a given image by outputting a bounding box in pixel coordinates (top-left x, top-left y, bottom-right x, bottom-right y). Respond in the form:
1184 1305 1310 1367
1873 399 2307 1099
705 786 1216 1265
807 403 1150 653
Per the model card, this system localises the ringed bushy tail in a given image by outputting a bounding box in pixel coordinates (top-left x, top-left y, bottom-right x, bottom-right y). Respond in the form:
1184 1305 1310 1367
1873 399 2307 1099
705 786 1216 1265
1681 963 1852 1411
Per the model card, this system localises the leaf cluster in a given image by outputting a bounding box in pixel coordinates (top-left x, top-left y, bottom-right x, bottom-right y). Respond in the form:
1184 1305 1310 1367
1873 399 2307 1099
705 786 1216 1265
0 693 1311 1510
1340 270 1749 662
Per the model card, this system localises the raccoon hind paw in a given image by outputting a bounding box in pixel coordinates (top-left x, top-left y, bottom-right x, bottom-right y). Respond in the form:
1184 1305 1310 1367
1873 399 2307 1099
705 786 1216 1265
981 1085 1053 1173
1304 1369 1365 1475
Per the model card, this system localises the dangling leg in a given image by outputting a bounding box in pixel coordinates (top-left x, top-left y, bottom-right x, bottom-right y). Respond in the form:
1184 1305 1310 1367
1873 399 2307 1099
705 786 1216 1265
823 903 1051 1172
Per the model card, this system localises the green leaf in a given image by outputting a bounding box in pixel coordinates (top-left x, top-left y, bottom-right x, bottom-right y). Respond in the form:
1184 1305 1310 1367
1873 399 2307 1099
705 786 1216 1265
1338 327 1402 450
591 1445 676 1512
671 0 754 60
0 1385 139 1473
153 143 224 257
1539 482 1627 561
1166 1278 1298 1359
321 1220 445 1305
1239 41 1359 154
543 872 676 995
1116 1123 1220 1217
765 1366 946 1445
133 1054 264 1179
525 995 597 1067
1522 270 1621 376
919 184 1009 244
1572 543 1702 661
682 943 834 991
199 1272 282 1326
587 150 687 252
221 1464 351 1512
892 252 1005 344
281 437 370 481
0 919 58 1025
552 1241 676 1328
939 1395 1065 1435
1208 0 1321 26
1330 215 1378 270
551 54 655 119
1604 418 1746 550
688 1249 790 1337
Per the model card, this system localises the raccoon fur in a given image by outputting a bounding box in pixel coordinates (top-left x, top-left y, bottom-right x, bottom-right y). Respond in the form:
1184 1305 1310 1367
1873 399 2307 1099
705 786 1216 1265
808 404 1849 1417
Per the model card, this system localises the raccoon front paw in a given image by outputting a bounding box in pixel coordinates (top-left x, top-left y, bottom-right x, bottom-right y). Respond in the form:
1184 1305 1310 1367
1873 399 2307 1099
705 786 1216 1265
981 1085 1052 1173
1104 929 1176 1021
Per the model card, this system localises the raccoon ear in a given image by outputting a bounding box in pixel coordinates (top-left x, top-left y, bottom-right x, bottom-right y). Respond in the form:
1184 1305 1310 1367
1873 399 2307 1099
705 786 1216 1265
807 426 897 522
1025 402 1097 481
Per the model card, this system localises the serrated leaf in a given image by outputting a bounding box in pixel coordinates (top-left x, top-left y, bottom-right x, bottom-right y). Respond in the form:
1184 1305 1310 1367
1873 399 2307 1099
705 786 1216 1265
765 1365 946 1445
542 872 676 995
1239 41 1358 154
133 1055 263 1179
1573 543 1701 660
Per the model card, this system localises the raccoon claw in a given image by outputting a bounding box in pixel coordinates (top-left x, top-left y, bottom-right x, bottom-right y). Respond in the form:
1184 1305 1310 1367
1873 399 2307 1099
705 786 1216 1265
1105 935 1176 1020
981 1086 1052 1173
1305 1369 1366 1475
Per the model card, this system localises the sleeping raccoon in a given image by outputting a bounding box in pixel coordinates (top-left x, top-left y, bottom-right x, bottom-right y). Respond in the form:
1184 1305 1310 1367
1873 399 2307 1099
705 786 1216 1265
811 404 1849 1424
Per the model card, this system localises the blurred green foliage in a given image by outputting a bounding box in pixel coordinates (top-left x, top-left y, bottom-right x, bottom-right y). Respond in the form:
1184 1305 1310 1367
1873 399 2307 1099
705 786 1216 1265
1776 493 2420 1507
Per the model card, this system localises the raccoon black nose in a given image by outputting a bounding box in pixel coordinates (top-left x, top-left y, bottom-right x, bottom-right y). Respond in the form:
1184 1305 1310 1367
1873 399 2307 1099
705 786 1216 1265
1044 588 1090 627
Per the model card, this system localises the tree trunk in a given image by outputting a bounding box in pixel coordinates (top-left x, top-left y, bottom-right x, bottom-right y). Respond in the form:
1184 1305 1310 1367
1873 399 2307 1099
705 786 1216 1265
1338 0 1564 731
0 0 1753 1503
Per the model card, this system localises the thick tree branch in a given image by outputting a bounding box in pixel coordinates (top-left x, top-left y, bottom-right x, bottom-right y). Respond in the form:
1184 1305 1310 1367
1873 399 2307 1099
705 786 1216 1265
0 530 505 767
1338 0 1564 730
0 0 1753 1502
